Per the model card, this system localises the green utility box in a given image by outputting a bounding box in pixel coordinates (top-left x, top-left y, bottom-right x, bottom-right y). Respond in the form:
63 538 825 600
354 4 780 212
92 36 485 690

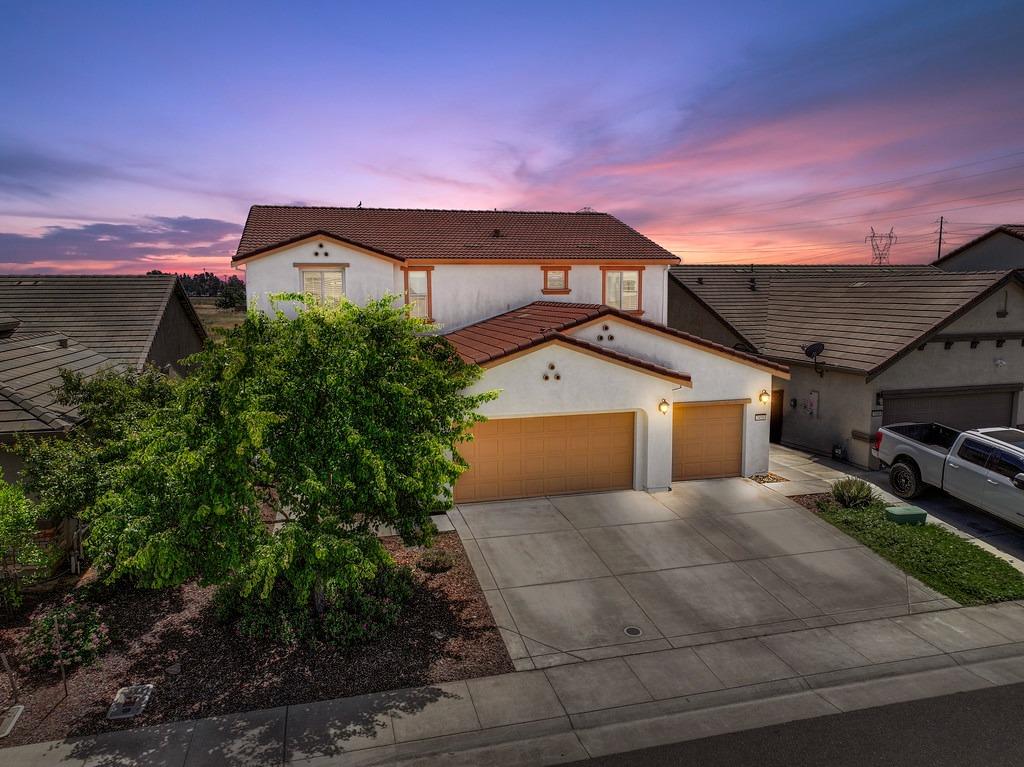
886 505 928 525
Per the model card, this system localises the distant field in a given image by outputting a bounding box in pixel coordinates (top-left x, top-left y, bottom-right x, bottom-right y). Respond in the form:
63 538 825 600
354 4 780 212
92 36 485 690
189 296 245 335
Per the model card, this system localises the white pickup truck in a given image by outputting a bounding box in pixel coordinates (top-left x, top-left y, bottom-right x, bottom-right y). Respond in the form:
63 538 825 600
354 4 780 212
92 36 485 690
873 423 1024 521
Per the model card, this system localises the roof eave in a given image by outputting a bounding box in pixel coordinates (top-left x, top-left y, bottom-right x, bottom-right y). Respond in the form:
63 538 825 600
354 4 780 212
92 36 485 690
232 230 404 264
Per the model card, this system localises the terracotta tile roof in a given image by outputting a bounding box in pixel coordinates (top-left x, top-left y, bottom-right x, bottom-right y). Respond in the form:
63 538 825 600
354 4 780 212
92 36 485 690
443 301 788 378
669 265 1022 378
234 206 679 264
933 224 1024 265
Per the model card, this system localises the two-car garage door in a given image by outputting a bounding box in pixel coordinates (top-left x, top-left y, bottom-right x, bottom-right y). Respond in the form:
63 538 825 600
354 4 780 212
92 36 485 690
453 402 747 503
454 413 635 503
882 388 1017 431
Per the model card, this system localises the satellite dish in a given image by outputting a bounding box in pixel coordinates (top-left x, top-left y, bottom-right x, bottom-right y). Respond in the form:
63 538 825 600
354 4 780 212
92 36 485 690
803 342 825 359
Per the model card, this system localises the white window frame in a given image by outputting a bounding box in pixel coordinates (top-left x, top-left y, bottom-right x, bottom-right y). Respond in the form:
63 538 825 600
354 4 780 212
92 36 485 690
299 267 346 302
603 269 641 312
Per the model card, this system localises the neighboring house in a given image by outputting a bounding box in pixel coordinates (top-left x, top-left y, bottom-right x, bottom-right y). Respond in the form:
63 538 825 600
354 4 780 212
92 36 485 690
234 206 789 501
0 275 207 478
667 265 1024 468
933 224 1024 272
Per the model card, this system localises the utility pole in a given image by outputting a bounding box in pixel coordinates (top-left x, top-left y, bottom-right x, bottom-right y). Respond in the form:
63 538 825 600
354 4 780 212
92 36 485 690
936 216 945 260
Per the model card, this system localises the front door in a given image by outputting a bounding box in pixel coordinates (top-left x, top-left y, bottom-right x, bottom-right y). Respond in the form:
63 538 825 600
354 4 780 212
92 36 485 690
769 390 784 444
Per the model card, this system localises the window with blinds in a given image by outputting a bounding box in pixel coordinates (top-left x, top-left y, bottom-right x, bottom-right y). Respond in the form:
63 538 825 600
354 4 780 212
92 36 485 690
301 269 345 302
604 270 640 311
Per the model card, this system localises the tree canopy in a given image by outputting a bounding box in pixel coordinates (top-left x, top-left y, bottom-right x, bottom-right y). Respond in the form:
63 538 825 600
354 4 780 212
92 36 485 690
42 296 491 639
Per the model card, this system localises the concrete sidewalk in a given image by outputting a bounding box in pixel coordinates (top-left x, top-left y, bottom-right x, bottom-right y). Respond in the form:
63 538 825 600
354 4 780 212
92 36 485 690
8 601 1024 767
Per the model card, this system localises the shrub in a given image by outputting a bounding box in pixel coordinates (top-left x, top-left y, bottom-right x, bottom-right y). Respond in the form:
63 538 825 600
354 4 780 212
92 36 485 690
417 548 455 573
23 598 109 672
214 563 414 647
830 477 879 509
0 474 54 610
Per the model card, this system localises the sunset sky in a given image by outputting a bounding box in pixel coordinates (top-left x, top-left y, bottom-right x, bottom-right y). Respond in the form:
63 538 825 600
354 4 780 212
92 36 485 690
1 0 1022 275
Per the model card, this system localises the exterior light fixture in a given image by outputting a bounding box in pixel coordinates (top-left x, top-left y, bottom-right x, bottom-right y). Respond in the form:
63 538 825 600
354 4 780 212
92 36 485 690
658 399 671 415
759 389 771 405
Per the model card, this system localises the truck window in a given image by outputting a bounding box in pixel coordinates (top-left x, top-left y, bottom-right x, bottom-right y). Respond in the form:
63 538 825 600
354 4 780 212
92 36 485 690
987 448 1024 480
958 439 995 468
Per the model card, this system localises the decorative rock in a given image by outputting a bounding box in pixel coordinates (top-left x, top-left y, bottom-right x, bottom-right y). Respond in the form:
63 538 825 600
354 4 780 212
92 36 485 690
165 663 181 676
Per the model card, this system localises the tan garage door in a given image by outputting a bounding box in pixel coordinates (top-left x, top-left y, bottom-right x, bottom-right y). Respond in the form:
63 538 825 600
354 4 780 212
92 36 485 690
454 412 635 503
673 403 743 480
883 389 1016 430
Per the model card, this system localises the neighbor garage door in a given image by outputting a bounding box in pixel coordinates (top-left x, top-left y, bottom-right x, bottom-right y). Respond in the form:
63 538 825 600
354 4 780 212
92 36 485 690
454 413 635 503
672 402 744 481
882 388 1017 430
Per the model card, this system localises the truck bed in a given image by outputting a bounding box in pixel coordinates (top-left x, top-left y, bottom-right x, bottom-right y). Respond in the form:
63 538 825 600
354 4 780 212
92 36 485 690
884 422 961 451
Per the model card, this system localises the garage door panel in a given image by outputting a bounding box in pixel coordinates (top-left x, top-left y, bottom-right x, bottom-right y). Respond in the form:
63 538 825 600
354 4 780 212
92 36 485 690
673 403 744 481
455 412 635 502
883 390 1015 430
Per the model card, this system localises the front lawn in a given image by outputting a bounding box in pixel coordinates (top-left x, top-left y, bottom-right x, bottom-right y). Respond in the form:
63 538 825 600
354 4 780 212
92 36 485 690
818 501 1024 606
0 533 511 748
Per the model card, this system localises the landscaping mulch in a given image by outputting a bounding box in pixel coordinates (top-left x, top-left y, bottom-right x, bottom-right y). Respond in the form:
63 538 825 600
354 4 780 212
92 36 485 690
0 532 511 747
789 492 831 512
750 472 788 484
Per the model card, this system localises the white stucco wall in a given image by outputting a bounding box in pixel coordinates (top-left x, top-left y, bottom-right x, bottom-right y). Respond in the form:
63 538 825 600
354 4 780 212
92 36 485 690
241 239 670 327
567 319 776 475
464 343 675 491
243 239 403 313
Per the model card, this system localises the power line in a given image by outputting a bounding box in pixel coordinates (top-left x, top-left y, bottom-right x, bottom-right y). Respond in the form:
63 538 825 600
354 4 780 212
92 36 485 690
657 187 1024 236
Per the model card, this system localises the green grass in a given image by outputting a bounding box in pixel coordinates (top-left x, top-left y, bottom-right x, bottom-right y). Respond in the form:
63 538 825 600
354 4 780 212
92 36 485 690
818 500 1024 606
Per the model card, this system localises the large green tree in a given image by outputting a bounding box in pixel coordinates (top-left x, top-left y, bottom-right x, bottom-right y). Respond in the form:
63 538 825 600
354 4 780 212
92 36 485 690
82 296 491 638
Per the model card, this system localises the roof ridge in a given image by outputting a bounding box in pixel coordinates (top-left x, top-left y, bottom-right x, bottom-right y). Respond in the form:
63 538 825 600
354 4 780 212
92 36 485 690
248 204 611 215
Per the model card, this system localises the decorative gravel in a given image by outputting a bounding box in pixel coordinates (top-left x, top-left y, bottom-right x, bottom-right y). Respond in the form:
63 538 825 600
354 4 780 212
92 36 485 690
0 532 511 747
750 472 789 484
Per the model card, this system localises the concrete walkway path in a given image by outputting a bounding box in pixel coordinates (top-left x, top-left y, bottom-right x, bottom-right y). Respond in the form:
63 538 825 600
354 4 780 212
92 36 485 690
8 601 1024 767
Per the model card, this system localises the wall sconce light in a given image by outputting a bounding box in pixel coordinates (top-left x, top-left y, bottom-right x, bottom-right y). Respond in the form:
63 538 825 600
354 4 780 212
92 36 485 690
658 399 671 415
758 389 771 405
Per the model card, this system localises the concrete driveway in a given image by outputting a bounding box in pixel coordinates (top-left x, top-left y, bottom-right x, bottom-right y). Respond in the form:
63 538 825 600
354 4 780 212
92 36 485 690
448 479 950 670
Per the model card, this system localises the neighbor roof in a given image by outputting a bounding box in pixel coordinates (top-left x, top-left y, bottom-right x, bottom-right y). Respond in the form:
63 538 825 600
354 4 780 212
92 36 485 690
933 225 1024 265
443 301 788 378
0 330 115 435
669 265 1021 378
0 275 205 370
234 206 680 264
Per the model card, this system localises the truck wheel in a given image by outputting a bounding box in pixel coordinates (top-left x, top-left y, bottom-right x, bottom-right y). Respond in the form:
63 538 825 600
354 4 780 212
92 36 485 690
890 461 922 499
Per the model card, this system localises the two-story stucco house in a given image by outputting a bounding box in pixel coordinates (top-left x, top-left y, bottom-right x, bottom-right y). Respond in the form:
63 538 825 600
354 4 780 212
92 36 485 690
233 206 788 502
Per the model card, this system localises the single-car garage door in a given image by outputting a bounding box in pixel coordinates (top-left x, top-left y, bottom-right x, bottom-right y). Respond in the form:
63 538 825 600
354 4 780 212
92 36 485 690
673 402 743 481
454 412 635 503
883 388 1017 430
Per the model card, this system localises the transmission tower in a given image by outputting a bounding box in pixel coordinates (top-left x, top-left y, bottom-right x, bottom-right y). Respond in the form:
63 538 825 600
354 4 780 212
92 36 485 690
866 227 897 265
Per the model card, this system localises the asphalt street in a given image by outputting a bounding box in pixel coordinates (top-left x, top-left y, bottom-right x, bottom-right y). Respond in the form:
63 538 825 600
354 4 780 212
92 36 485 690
572 682 1024 767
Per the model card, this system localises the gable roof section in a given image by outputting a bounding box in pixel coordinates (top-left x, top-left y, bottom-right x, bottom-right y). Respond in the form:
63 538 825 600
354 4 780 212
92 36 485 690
933 225 1024 266
669 265 1021 378
443 301 788 380
234 206 680 264
0 275 206 370
0 330 116 436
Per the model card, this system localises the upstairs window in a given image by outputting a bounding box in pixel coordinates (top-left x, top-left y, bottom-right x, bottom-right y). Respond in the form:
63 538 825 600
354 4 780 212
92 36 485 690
542 267 571 294
301 268 345 302
603 269 642 312
406 268 432 320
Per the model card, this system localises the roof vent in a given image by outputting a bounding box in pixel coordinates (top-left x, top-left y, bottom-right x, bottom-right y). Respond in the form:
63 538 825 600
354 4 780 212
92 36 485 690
491 228 503 238
697 277 704 285
748 278 757 291
57 338 69 348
